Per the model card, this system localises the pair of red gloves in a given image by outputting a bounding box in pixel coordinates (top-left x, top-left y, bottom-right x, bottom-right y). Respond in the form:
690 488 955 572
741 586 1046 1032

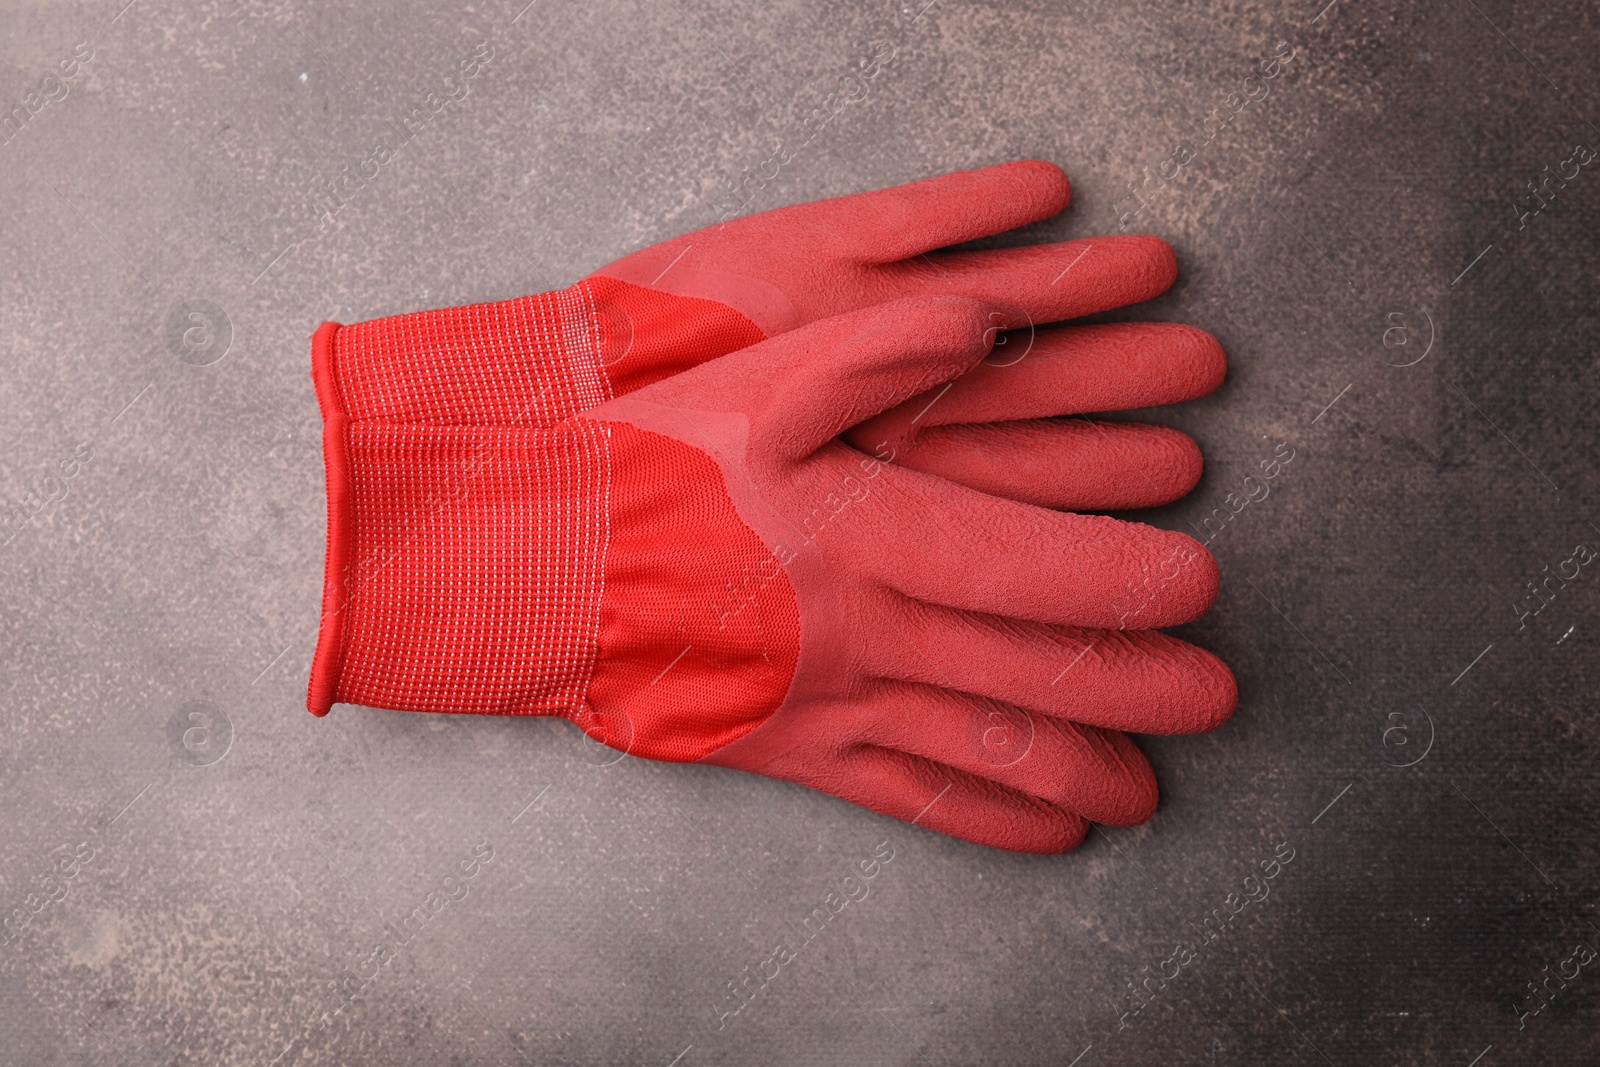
307 161 1235 853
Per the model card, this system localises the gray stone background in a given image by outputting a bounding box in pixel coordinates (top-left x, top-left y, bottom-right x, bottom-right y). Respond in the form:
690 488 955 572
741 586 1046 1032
2 0 1597 1063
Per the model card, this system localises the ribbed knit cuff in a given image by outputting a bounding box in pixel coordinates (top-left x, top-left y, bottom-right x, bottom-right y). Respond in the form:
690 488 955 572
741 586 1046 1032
312 285 610 429
307 332 612 717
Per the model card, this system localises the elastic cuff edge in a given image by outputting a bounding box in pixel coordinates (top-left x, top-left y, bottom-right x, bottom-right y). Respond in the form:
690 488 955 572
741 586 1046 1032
307 321 351 717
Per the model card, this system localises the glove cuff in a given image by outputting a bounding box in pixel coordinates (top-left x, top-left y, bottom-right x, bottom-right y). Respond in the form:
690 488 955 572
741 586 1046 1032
313 284 612 428
307 356 612 718
307 279 764 431
306 394 799 764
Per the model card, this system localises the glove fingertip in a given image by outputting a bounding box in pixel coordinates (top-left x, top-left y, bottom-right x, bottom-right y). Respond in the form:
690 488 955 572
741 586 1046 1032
1167 322 1228 397
1003 158 1072 216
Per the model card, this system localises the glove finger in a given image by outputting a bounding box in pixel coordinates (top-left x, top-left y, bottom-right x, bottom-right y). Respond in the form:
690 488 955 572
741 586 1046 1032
875 236 1178 329
866 609 1236 735
850 323 1226 438
869 468 1218 628
796 160 1072 263
826 744 1092 853
876 419 1204 512
855 681 1158 826
633 296 995 460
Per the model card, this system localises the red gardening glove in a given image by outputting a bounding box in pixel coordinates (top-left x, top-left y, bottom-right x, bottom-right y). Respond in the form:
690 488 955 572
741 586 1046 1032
316 160 1180 430
310 297 1235 854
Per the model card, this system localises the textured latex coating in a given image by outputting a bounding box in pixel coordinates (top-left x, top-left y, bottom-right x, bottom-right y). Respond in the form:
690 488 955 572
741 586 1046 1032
848 321 1229 512
592 161 1178 338
578 298 1234 852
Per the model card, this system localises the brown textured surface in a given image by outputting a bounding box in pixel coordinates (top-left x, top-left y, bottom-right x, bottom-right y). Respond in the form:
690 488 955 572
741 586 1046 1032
2 0 1597 1063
